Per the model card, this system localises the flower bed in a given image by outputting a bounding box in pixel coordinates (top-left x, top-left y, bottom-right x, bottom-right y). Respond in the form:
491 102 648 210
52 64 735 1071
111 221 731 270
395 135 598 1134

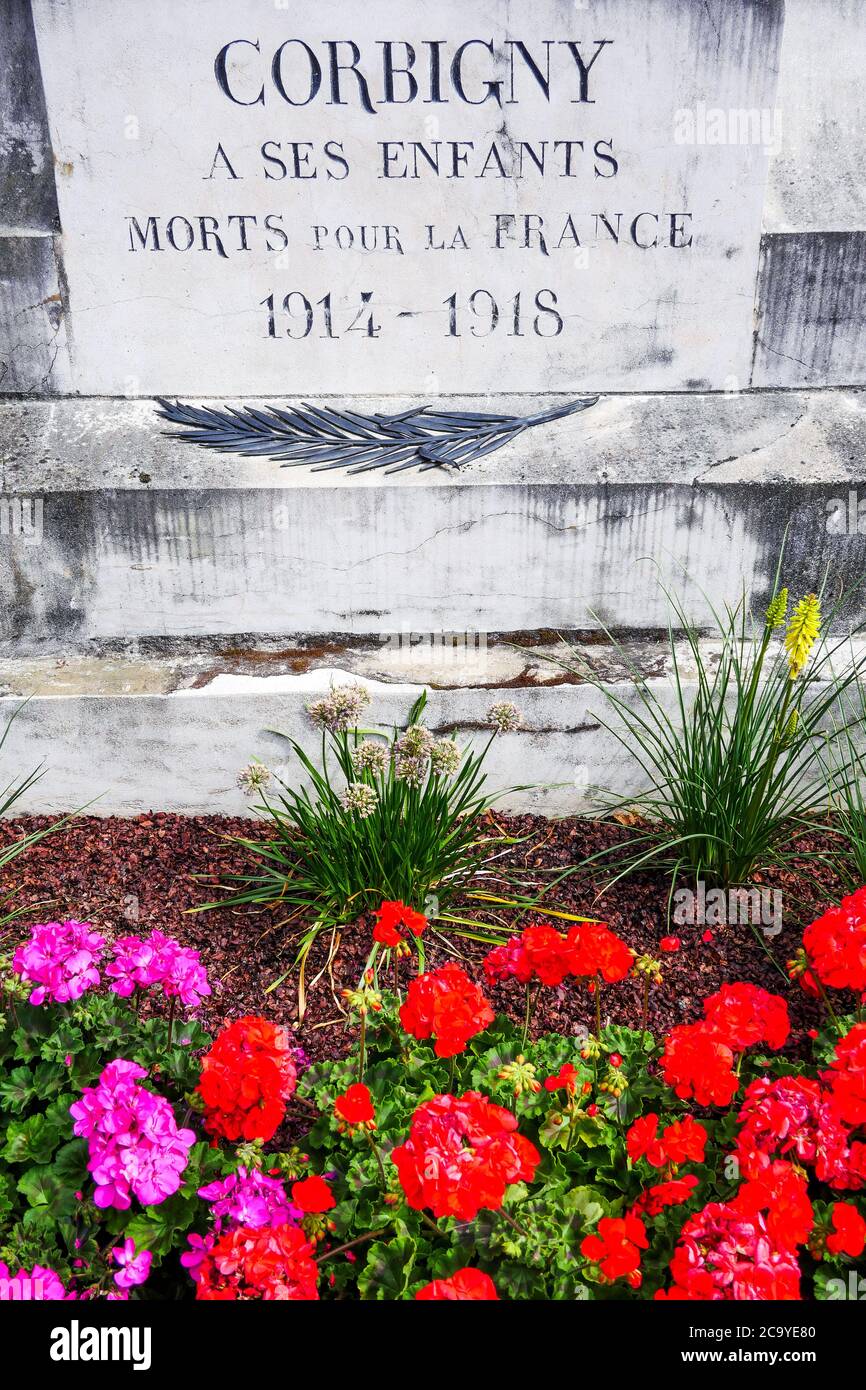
2 897 865 1301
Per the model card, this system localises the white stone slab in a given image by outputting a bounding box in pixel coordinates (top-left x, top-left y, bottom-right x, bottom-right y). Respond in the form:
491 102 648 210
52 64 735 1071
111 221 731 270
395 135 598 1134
32 0 782 396
764 0 866 234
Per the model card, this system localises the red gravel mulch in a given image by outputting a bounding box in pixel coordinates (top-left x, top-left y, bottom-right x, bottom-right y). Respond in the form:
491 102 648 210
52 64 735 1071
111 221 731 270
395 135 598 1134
0 811 848 1065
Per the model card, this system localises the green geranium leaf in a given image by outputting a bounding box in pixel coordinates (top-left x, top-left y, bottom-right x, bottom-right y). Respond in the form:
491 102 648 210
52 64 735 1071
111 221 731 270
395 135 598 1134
358 1236 417 1300
17 1163 78 1223
0 1065 37 1114
2 1112 62 1164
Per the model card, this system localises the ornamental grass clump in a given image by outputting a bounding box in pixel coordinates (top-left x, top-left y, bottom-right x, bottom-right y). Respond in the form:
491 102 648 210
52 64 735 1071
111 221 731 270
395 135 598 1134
207 688 528 969
554 563 866 891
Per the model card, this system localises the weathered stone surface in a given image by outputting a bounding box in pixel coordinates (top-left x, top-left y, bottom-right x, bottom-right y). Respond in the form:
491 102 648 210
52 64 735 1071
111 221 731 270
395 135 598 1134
0 674 605 816
30 0 783 395
0 234 71 392
4 387 866 491
0 476 859 644
0 0 58 234
752 233 866 387
2 389 866 649
1 637 861 816
764 0 866 234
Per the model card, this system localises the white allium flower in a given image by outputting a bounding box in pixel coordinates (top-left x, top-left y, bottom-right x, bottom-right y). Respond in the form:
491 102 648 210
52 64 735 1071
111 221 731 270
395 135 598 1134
350 739 388 776
394 754 429 788
307 683 372 733
237 762 272 795
429 738 462 778
487 700 523 733
342 782 378 818
395 723 435 761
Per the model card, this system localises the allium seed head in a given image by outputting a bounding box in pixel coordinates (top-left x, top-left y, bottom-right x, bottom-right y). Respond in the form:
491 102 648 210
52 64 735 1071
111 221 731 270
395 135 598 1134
350 740 388 776
394 754 429 787
307 683 372 733
342 782 378 818
430 738 462 778
237 762 271 795
395 723 435 760
487 701 523 733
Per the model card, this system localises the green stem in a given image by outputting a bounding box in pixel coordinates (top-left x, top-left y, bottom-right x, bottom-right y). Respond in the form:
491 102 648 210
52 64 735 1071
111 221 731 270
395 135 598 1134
166 996 176 1052
315 1226 390 1265
594 981 602 1039
815 977 843 1036
358 1010 367 1083
565 1102 577 1153
378 1016 406 1051
522 982 533 1049
366 1131 388 1191
448 1055 456 1093
499 1208 531 1240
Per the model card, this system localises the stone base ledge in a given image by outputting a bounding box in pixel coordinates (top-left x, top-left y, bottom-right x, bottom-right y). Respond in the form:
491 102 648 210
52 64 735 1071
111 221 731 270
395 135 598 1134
0 640 861 817
3 388 866 492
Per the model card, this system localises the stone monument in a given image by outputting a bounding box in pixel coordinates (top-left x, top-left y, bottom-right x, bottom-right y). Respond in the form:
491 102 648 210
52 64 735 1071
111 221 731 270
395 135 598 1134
1 0 865 813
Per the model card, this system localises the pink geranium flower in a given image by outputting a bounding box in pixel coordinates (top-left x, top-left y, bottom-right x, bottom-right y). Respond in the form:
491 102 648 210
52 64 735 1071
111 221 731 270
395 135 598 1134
111 1240 152 1290
70 1059 195 1210
12 921 105 1005
105 930 211 1008
0 1262 75 1300
198 1166 297 1232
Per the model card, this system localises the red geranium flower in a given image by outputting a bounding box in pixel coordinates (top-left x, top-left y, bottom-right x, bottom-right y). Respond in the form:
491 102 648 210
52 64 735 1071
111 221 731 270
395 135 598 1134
734 1075 854 1187
824 1022 866 1127
734 1162 814 1249
196 1224 318 1301
482 936 533 986
626 1113 707 1167
826 1202 866 1257
662 1116 708 1165
657 1201 801 1301
334 1082 376 1129
802 888 866 994
660 936 681 953
518 923 575 986
483 922 574 987
373 900 427 953
544 1062 579 1095
632 1176 699 1217
703 982 790 1051
415 1268 498 1300
566 922 634 983
392 1091 539 1220
291 1176 335 1214
581 1213 648 1284
399 963 494 1057
625 1112 708 1167
197 1016 297 1143
627 1114 667 1167
660 1022 739 1108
